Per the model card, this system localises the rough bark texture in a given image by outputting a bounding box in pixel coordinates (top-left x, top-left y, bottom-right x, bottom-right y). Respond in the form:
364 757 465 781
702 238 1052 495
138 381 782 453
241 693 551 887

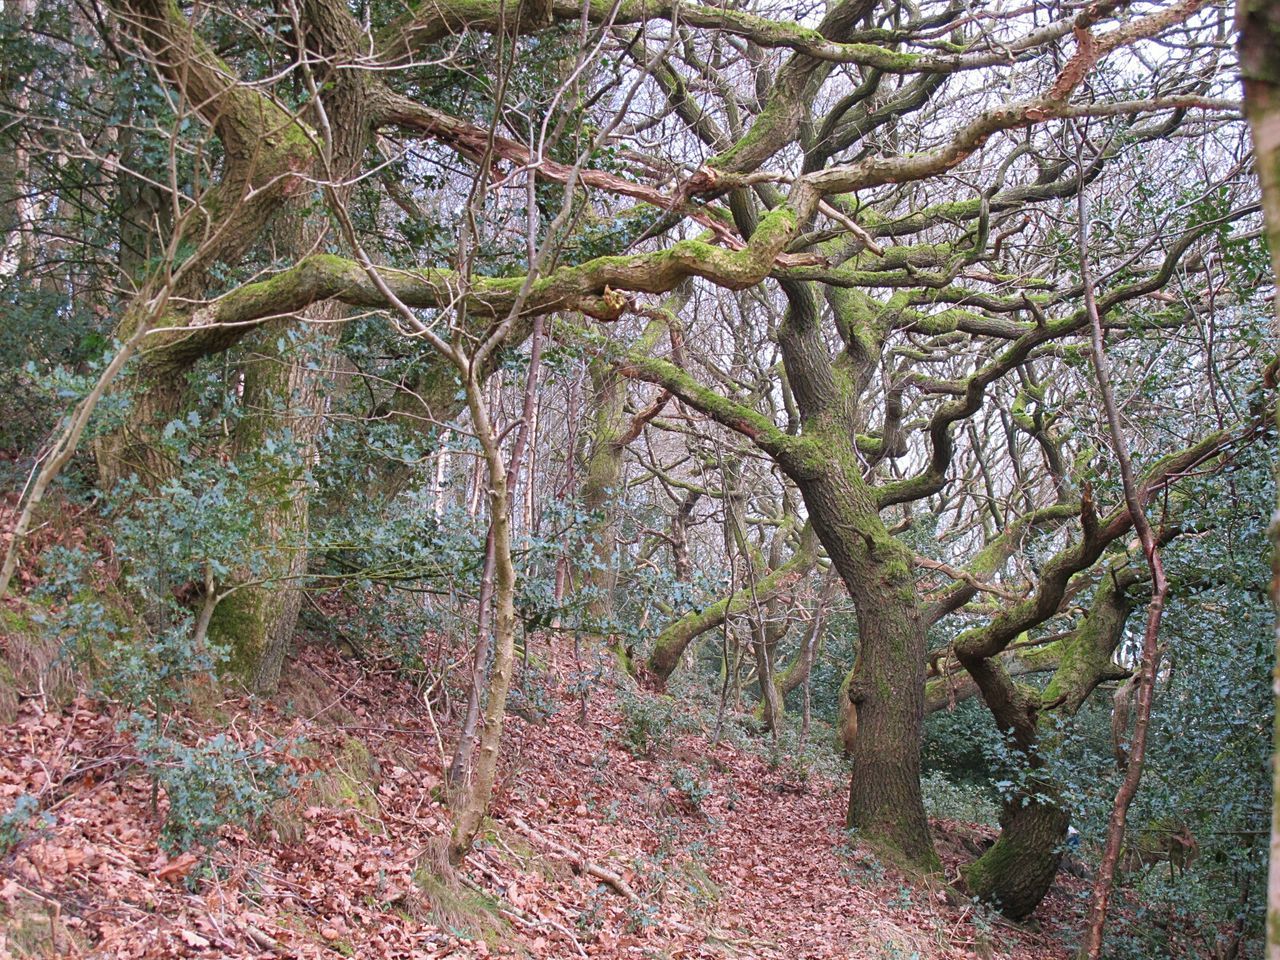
101 0 375 692
213 306 339 690
964 800 1071 919
1235 1 1280 954
580 356 628 634
960 569 1136 917
794 424 936 869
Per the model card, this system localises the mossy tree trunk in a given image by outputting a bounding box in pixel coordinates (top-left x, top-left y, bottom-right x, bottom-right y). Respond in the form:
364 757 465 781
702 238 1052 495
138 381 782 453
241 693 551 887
646 522 816 686
620 245 941 870
791 418 936 868
578 307 679 667
213 303 340 690
579 354 627 640
100 0 376 692
777 271 938 869
1235 2 1280 954
961 558 1138 917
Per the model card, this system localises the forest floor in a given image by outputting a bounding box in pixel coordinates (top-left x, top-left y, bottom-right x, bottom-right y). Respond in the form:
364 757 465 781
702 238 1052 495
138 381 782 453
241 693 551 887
0 632 1089 960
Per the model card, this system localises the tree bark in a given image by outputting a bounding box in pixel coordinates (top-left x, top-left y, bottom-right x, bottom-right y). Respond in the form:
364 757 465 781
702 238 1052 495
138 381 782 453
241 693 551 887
1235 3 1280 957
647 523 816 686
212 305 339 690
579 354 627 640
449 315 544 787
448 379 519 862
795 427 936 869
579 307 680 667
960 515 1139 917
110 0 376 692
965 799 1072 919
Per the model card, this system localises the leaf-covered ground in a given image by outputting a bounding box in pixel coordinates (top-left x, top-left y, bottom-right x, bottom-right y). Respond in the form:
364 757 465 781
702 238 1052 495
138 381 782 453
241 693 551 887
0 639 1086 959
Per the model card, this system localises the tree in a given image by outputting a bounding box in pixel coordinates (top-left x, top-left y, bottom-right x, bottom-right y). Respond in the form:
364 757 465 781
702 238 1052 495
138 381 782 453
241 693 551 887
1237 0 1280 955
0 0 1266 914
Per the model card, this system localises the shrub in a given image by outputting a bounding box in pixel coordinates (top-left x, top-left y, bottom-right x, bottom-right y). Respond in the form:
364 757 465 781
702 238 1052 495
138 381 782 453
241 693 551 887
131 717 296 854
920 771 999 825
616 689 679 758
0 794 43 859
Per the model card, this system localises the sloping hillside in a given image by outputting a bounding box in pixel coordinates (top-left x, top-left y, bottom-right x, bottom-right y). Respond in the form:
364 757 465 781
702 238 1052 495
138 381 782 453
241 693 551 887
0 635 1084 960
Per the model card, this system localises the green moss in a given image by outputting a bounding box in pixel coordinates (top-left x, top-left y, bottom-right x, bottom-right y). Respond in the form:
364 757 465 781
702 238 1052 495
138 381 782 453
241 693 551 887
710 94 798 171
0 606 34 633
0 895 82 957
0 600 84 708
208 591 268 682
680 860 721 906
858 820 943 878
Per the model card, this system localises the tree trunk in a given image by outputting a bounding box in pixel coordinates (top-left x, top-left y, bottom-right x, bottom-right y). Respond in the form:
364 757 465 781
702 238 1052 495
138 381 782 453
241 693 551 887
839 586 935 870
448 387 518 862
964 797 1071 919
204 5 375 691
578 307 680 667
580 355 627 643
0 0 35 278
212 307 338 691
1236 3 1280 954
962 566 1136 917
1077 131 1171 960
749 608 785 734
795 430 937 870
776 570 838 698
449 314 544 787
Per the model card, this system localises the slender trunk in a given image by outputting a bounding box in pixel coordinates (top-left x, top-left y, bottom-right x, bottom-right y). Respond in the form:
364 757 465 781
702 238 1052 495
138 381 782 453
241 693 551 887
449 373 519 863
1079 584 1165 958
776 570 838 698
449 315 544 786
1077 156 1170 958
0 0 36 277
551 378 580 630
448 527 498 786
2 303 159 600
751 617 782 735
1237 4 1280 956
669 489 699 582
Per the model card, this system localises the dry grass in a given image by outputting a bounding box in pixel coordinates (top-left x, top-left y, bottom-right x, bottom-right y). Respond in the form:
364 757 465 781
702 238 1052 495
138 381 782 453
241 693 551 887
412 836 509 942
0 603 79 721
